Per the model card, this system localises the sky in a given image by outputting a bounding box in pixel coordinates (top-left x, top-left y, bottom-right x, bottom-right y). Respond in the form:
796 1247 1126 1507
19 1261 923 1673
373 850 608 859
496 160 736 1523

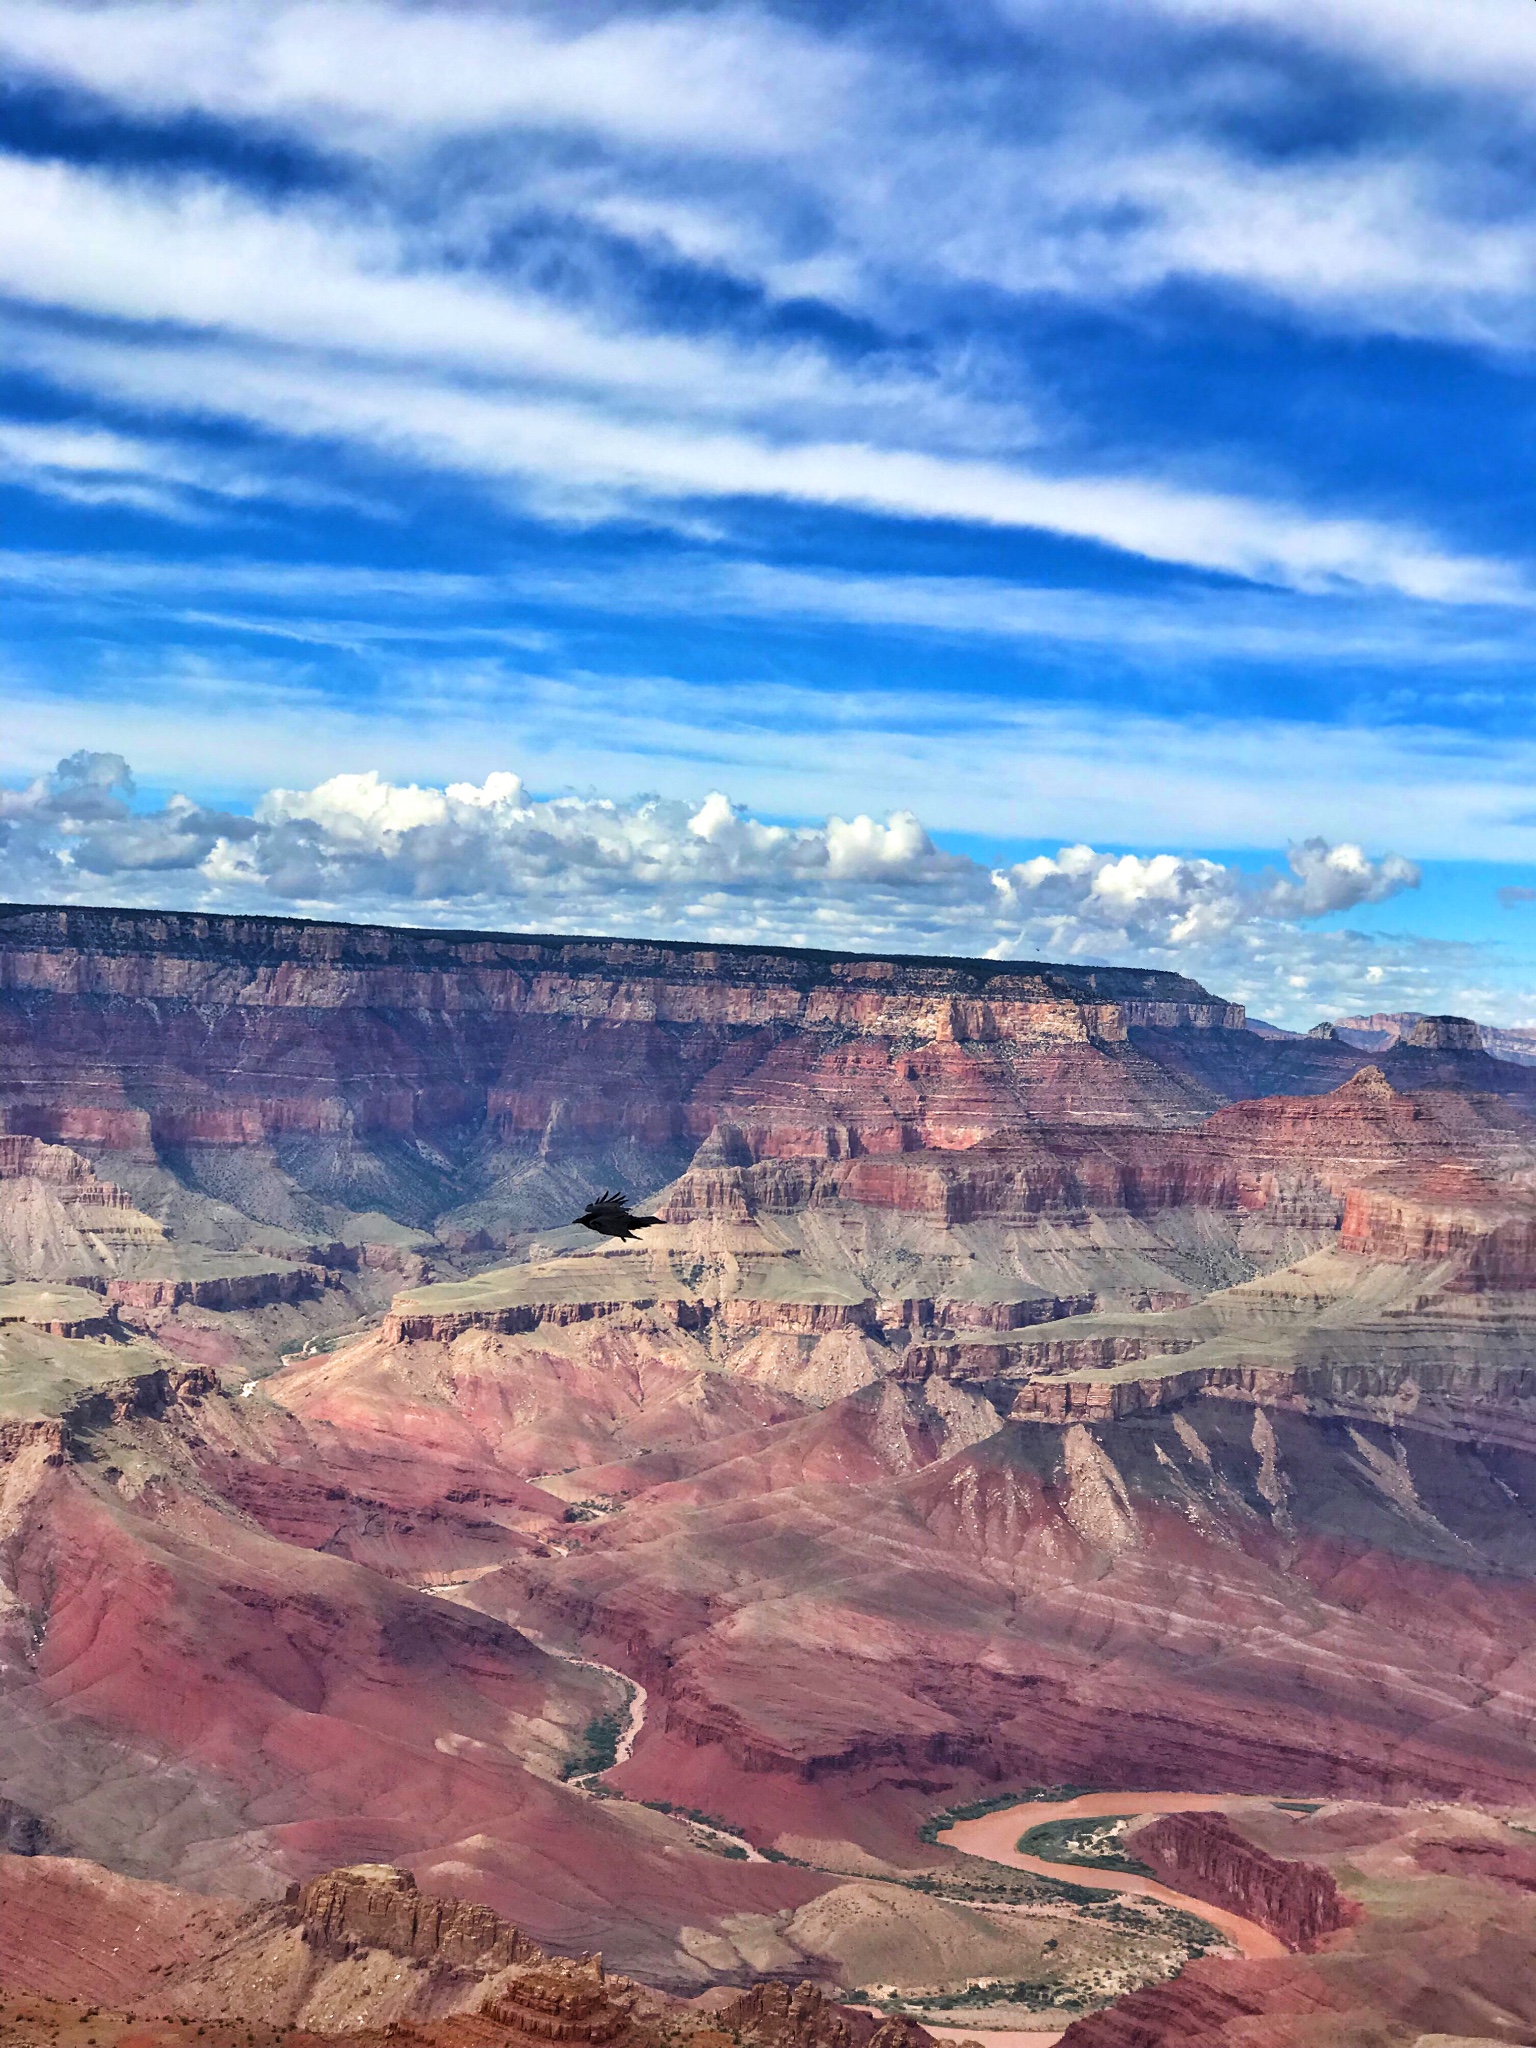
5 0 1536 1028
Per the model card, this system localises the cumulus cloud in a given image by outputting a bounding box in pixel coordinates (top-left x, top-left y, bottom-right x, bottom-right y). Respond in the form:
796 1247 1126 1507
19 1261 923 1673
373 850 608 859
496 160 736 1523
0 751 258 876
1 753 1433 1023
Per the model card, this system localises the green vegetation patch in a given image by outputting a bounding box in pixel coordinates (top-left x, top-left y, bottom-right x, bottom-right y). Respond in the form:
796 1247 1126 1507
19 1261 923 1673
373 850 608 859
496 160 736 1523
1015 1814 1155 1876
637 1798 757 1858
872 1980 1079 2017
896 1868 1105 1908
561 1712 623 1779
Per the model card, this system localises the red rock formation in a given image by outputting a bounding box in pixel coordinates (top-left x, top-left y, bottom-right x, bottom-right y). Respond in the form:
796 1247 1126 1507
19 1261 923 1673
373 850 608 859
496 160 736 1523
289 1864 544 1971
1006 1333 1199 1374
480 1962 635 2047
1128 1811 1355 1950
0 907 1243 1184
716 1981 931 2048
1052 1969 1281 2048
1339 1173 1536 1286
0 1134 134 1202
382 1299 710 1344
1411 1833 1536 1892
1006 1367 1206 1422
874 1296 1096 1332
6 909 1534 1291
107 1269 332 1311
16 903 1536 2048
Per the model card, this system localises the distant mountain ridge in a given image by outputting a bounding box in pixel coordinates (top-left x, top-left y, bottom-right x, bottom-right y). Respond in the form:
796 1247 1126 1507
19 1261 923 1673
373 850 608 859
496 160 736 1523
1324 1009 1536 1066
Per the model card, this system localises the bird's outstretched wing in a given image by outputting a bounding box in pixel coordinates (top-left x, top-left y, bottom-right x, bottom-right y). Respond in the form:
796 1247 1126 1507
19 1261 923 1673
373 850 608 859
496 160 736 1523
572 1192 664 1237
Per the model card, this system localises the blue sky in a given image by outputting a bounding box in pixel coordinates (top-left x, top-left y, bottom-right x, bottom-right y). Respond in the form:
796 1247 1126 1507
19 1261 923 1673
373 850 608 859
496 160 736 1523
5 0 1536 1026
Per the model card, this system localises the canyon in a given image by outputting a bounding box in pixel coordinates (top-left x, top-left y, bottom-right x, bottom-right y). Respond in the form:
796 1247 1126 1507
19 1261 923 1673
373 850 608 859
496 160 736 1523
4 902 1536 2047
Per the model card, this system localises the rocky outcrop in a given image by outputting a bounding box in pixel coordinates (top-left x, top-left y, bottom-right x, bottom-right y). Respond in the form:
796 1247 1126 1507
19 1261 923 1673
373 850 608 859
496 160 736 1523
481 1960 636 2045
1054 1972 1272 2048
0 1301 116 1338
717 1979 932 2048
290 1864 543 1972
1007 1366 1207 1422
107 1267 332 1312
991 1348 1536 1440
899 1340 1017 1379
1007 1332 1200 1375
0 1414 71 1465
384 1295 881 1345
0 1366 220 1469
1129 1811 1355 1950
1406 1015 1483 1052
0 1134 135 1205
714 1299 876 1336
1340 1180 1536 1287
383 1298 710 1343
874 1294 1096 1331
0 1131 165 1279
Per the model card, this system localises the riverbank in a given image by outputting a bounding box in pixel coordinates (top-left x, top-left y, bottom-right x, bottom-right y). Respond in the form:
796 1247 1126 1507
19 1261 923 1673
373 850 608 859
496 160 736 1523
939 1795 1289 1962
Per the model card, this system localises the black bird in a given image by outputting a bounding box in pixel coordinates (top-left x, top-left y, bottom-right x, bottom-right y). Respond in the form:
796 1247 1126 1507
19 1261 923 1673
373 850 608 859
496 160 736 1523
573 1191 664 1241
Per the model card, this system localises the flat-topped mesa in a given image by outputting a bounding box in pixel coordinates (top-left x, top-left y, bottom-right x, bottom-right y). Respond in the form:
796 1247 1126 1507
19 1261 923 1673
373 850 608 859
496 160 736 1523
0 901 1231 1013
0 906 1240 1067
289 1864 544 1972
1405 1014 1483 1051
0 903 1252 1172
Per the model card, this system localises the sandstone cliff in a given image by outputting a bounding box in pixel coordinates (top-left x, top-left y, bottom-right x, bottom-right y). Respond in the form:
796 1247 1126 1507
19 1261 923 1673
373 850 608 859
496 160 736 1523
1127 1811 1354 1950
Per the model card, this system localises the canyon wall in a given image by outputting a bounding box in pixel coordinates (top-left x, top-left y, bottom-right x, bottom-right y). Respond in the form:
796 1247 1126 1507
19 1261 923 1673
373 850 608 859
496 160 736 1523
9 904 1536 2048
1128 1811 1354 1950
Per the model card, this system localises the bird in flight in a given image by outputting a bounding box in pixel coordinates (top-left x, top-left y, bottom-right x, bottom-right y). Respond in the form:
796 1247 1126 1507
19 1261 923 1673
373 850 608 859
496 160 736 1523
573 1191 665 1241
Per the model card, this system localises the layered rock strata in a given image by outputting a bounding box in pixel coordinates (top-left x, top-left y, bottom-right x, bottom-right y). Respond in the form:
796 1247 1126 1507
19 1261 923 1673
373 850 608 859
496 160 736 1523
290 1864 544 1972
1127 1811 1354 1950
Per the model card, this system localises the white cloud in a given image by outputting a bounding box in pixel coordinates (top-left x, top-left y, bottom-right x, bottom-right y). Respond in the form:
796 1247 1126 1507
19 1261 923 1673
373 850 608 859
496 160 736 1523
0 417 381 519
1117 0 1536 98
6 0 1534 355
0 1 855 152
10 619 1536 865
2 751 1439 1025
1 0 1535 581
0 155 858 422
10 319 1517 602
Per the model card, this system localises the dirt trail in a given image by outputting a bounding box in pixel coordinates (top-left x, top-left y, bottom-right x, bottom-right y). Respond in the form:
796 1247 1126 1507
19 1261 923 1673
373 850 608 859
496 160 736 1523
940 1796 1288 1962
